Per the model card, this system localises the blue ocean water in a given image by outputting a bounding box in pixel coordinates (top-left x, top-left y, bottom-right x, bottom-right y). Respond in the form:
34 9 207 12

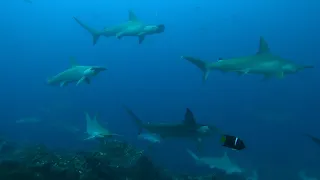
0 0 319 179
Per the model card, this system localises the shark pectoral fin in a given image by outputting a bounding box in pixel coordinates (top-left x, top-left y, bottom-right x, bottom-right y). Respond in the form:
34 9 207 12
85 78 91 84
237 69 250 76
76 77 90 86
116 32 124 39
84 135 95 140
203 71 209 83
60 81 68 87
76 77 84 86
275 71 284 79
261 74 272 81
138 35 145 44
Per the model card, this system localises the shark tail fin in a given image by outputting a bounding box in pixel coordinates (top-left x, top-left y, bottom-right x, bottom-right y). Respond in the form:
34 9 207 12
186 149 200 161
123 105 143 134
73 17 101 45
181 56 211 83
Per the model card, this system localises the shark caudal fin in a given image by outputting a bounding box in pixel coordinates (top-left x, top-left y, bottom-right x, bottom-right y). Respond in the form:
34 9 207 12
123 105 144 134
84 112 121 140
181 56 212 83
73 17 101 45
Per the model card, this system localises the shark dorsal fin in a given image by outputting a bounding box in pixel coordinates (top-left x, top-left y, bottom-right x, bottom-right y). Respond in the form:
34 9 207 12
69 56 78 67
257 36 270 55
128 10 138 21
183 108 196 126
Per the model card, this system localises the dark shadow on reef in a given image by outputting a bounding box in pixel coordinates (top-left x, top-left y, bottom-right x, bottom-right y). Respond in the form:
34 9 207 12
0 138 246 180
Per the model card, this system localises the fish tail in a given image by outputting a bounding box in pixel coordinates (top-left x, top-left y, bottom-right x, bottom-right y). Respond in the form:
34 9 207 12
123 105 143 134
181 56 212 84
73 17 101 45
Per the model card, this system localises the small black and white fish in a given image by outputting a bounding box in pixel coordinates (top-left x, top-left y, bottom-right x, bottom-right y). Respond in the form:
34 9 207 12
220 134 245 151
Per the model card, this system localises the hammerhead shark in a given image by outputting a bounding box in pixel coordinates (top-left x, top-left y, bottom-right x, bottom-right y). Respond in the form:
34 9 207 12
84 112 120 140
186 149 243 174
47 57 106 87
73 10 165 45
123 106 221 144
182 36 313 83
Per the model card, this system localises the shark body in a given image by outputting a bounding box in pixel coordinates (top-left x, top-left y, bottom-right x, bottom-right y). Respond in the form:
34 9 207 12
182 37 313 82
73 10 165 45
124 106 220 142
186 149 243 174
85 112 120 140
47 57 106 87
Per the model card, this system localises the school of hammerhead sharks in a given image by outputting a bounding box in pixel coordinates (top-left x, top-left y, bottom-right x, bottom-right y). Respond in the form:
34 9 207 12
44 9 319 179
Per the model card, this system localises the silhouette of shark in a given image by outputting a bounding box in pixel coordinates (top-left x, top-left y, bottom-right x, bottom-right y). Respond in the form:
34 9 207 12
73 10 165 45
186 149 243 174
124 105 221 150
47 57 106 87
182 36 313 83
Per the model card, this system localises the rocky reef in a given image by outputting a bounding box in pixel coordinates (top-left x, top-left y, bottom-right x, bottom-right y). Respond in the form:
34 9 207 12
0 138 246 180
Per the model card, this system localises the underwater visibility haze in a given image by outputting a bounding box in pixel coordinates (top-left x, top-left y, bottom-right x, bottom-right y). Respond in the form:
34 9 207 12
0 0 319 180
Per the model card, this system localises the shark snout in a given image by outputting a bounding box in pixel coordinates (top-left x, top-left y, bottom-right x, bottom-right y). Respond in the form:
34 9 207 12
156 24 165 33
85 67 107 76
92 67 107 72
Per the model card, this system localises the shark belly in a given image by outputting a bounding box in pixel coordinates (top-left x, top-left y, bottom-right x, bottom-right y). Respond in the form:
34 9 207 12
117 24 145 37
247 61 284 75
50 69 84 84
